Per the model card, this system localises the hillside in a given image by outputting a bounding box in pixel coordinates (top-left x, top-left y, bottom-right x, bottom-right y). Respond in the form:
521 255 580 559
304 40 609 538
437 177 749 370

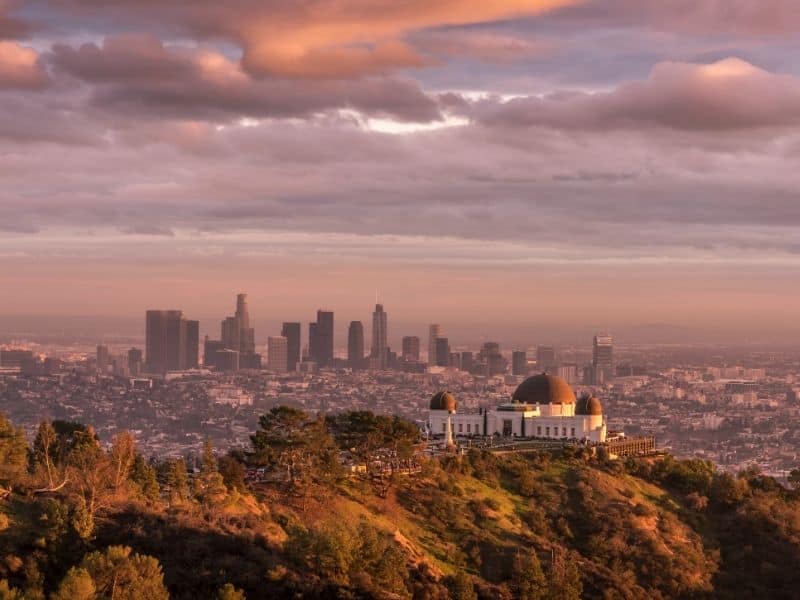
2 410 800 599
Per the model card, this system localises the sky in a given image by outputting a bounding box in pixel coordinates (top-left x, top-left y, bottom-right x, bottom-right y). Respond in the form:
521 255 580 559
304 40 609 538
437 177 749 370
1 0 800 344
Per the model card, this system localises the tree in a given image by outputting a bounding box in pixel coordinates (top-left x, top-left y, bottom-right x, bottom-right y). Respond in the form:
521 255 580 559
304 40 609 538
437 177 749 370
788 468 800 491
448 571 477 600
110 431 137 490
130 454 160 503
32 421 61 490
512 550 547 600
217 583 246 600
218 453 247 493
549 551 582 600
64 429 114 538
161 458 190 505
0 413 28 490
194 440 227 506
250 407 342 487
0 580 24 600
51 567 96 600
79 545 169 600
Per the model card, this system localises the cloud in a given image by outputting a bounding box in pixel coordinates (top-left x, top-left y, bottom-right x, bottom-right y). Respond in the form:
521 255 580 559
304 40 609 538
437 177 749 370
467 58 800 130
49 34 443 122
410 29 547 63
0 41 47 89
46 0 581 79
550 0 800 35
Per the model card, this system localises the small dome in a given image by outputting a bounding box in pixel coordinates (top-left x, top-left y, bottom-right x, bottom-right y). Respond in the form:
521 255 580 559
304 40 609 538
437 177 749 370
430 391 457 412
512 373 576 405
576 394 603 415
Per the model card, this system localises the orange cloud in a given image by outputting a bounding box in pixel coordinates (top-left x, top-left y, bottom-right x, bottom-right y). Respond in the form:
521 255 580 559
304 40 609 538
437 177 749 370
0 41 47 89
233 0 582 77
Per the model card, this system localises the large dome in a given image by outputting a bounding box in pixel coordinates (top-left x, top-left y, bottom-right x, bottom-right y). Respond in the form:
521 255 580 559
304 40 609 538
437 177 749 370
430 391 457 412
576 394 603 415
512 374 576 405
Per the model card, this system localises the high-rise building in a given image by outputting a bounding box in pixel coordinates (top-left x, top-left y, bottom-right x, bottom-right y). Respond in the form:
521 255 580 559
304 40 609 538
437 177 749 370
348 321 365 369
220 293 258 368
435 337 450 367
96 344 109 372
146 310 193 373
310 310 334 367
281 322 301 371
402 336 420 362
185 320 199 369
593 333 614 384
512 350 527 376
267 336 289 373
308 322 318 363
536 345 556 372
203 338 224 369
460 351 474 373
428 324 442 366
371 304 388 369
127 348 143 377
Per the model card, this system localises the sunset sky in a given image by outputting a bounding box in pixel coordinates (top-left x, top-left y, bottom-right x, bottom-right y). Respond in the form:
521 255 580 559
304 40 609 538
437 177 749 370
1 1 799 343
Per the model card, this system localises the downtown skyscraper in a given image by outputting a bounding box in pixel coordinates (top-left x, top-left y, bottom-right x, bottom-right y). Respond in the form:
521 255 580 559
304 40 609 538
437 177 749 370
281 322 301 372
592 333 614 384
348 321 364 370
371 303 388 369
428 324 442 366
145 310 199 373
309 310 334 368
221 293 259 369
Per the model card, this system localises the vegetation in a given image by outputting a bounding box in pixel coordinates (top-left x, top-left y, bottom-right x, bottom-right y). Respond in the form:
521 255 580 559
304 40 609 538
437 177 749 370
2 408 800 598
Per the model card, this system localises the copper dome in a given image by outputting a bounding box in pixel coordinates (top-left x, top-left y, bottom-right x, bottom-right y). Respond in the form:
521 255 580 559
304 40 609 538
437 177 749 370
512 373 576 405
430 391 457 412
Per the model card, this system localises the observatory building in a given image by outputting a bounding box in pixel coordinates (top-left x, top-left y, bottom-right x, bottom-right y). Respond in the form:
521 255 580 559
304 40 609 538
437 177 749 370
428 373 607 443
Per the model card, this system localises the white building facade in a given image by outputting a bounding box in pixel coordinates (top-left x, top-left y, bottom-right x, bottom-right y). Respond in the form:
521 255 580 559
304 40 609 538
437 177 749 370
429 373 607 444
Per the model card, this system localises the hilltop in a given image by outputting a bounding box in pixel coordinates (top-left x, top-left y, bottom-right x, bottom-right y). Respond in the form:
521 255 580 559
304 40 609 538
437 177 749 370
2 409 800 599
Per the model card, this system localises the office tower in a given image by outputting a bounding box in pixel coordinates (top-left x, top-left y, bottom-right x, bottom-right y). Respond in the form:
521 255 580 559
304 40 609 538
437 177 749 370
593 333 614 384
512 350 527 376
96 345 109 372
165 310 187 371
281 322 301 371
267 336 289 373
428 324 442 366
308 322 318 363
435 337 450 367
478 342 506 376
348 321 365 369
127 348 143 377
203 338 223 369
370 304 388 369
236 293 255 355
557 362 578 385
536 345 556 372
216 349 239 372
402 336 420 362
221 316 240 353
449 352 461 370
145 309 197 373
185 320 199 369
310 310 334 367
460 351 474 373
220 293 257 366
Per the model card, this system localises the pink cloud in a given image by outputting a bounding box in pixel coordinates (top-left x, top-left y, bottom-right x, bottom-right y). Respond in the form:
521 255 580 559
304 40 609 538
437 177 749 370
0 41 47 89
470 58 800 130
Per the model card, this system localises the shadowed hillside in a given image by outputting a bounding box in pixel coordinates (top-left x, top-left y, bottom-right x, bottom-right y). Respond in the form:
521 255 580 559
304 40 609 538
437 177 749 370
2 409 800 599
